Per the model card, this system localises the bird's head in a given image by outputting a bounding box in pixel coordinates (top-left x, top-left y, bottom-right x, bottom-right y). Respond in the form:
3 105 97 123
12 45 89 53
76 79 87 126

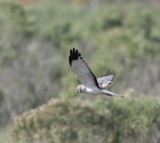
76 85 85 93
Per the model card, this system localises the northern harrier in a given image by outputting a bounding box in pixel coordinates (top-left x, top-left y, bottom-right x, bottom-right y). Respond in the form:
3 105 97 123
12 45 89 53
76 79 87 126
69 48 117 96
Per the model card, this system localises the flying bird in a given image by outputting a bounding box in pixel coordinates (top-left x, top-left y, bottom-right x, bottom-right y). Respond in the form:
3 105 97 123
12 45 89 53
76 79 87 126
69 48 117 96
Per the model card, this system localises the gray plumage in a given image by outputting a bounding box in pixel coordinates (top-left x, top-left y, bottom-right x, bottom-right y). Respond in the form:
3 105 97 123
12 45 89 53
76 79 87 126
69 48 117 97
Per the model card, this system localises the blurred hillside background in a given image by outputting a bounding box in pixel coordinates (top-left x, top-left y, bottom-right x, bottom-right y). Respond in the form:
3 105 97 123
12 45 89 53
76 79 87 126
0 0 160 142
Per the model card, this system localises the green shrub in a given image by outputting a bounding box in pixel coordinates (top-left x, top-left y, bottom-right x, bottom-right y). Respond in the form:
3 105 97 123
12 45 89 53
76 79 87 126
12 96 160 143
0 1 32 35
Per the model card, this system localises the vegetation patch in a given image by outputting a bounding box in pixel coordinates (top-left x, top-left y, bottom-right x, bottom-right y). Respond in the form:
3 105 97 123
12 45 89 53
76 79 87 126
12 96 160 143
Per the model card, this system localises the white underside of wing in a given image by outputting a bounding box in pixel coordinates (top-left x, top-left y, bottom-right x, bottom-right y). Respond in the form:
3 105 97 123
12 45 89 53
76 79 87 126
98 80 114 88
97 73 115 88
83 86 117 96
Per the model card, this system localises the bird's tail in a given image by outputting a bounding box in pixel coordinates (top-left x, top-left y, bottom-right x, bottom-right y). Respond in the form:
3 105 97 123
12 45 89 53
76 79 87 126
101 89 117 96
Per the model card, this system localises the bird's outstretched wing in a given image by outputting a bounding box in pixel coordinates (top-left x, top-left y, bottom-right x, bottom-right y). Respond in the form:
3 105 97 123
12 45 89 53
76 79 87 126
97 71 116 88
69 48 100 88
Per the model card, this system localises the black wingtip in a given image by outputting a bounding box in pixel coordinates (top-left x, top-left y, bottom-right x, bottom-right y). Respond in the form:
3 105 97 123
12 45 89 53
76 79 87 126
69 48 81 66
69 48 100 89
69 55 71 66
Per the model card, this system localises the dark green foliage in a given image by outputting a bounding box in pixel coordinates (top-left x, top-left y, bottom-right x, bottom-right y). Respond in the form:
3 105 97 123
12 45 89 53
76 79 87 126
0 88 4 106
0 1 33 35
